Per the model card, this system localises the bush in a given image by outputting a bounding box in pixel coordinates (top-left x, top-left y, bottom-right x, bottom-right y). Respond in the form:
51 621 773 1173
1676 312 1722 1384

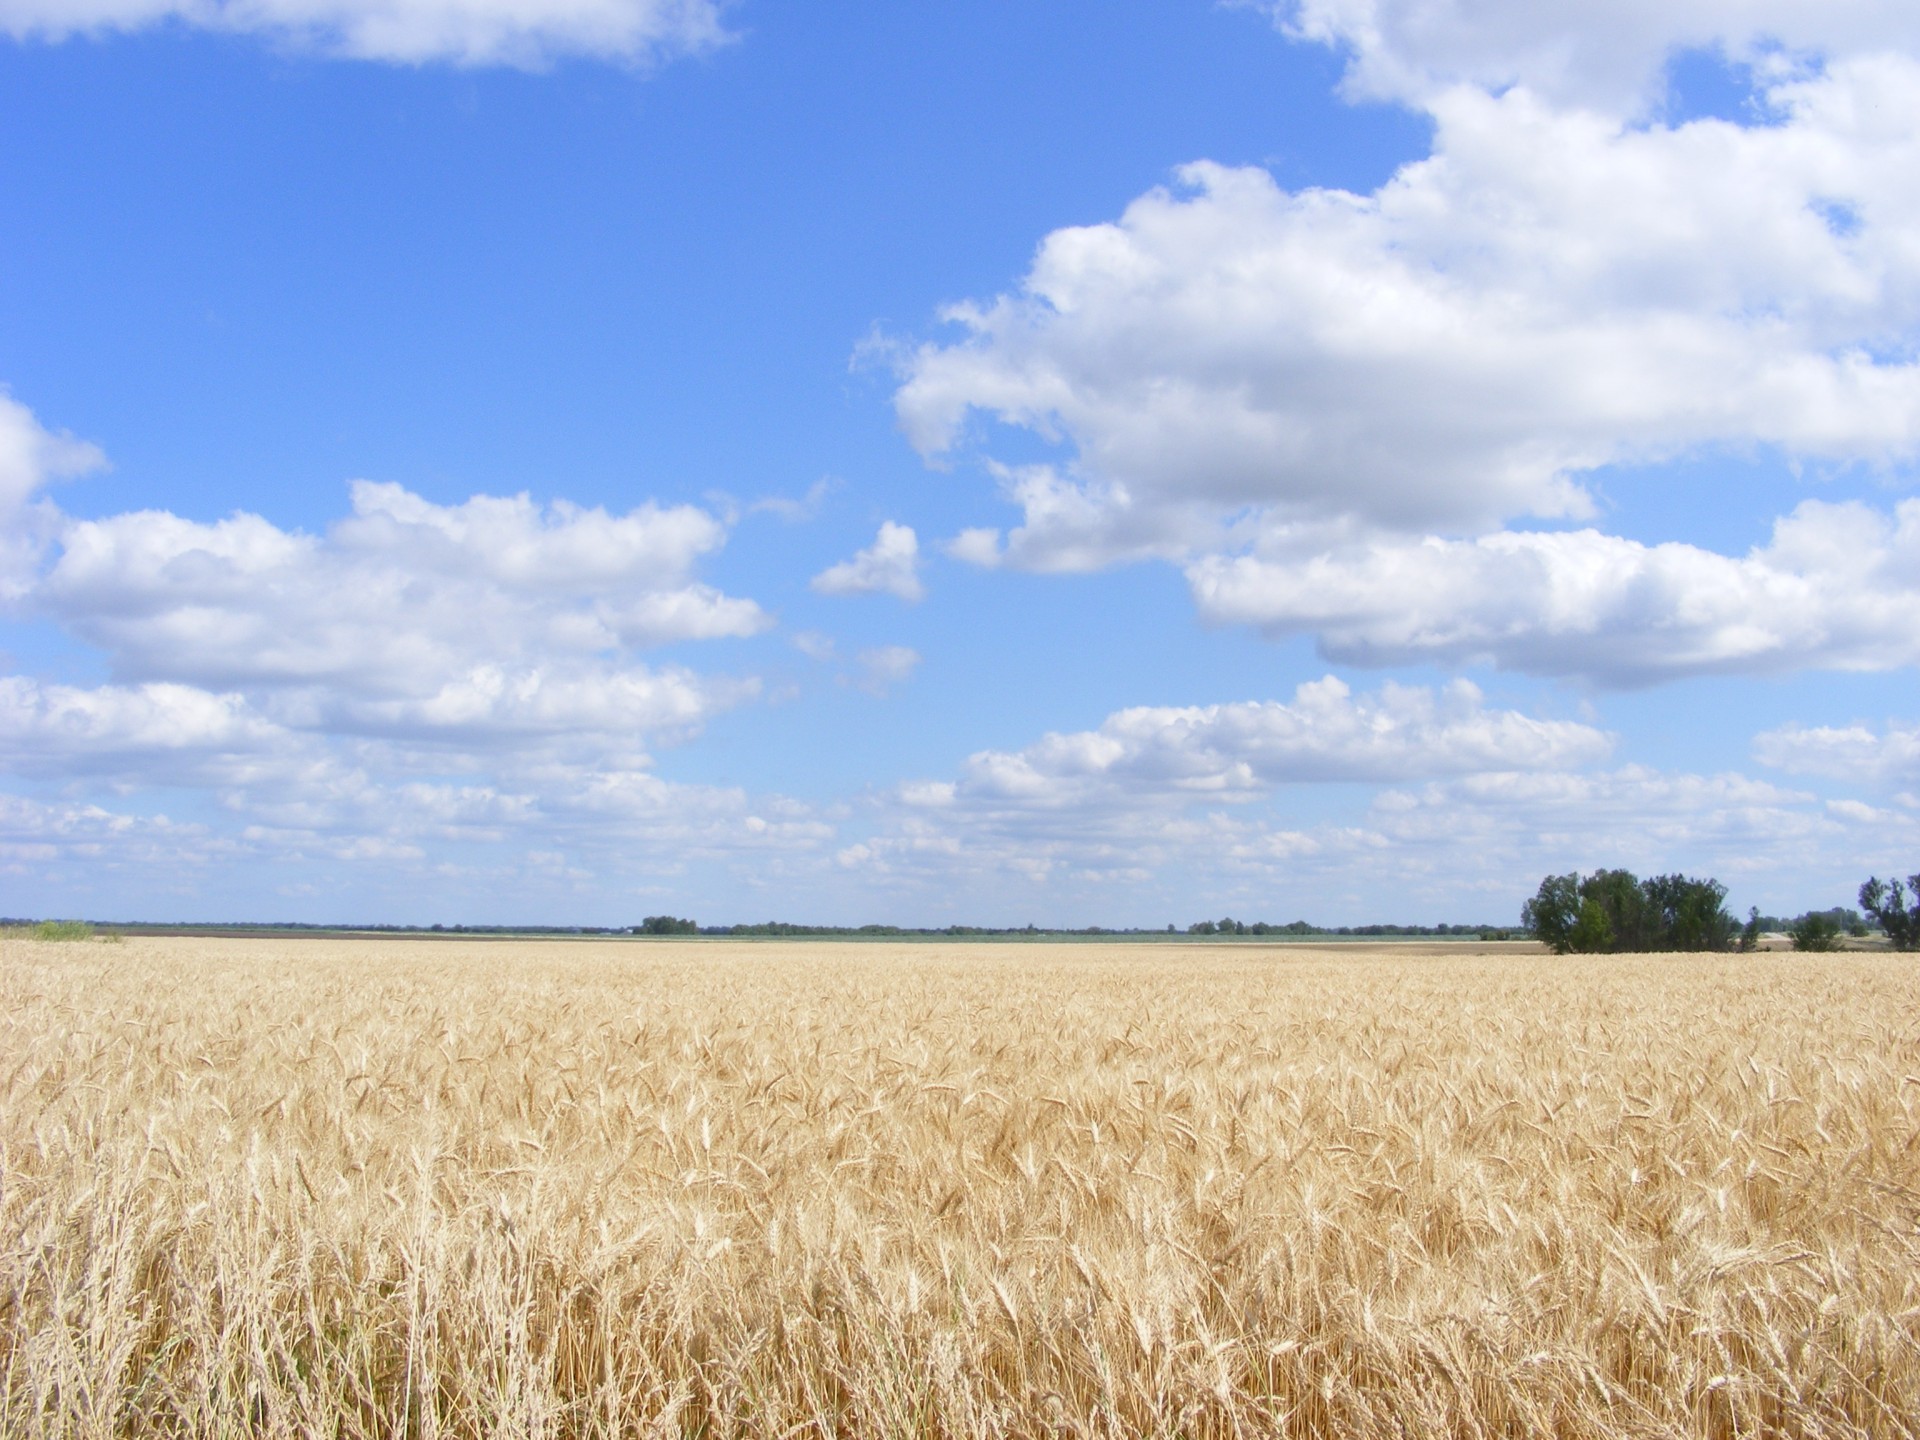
1789 912 1841 952
1523 870 1734 954
31 920 95 942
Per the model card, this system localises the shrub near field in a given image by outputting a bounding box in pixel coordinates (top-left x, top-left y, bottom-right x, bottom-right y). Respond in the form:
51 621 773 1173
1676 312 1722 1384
4 938 1920 1438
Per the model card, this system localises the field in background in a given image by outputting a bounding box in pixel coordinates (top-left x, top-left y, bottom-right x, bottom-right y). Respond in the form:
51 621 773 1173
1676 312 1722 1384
4 936 1919 1438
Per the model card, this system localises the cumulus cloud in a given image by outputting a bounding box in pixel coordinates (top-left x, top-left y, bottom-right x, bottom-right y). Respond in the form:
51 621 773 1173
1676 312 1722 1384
900 73 1920 557
912 676 1609 815
0 456 799 895
1189 500 1920 684
1754 719 1920 783
33 478 767 738
0 0 729 67
899 21 1920 683
830 682 1873 915
0 677 291 776
810 521 925 602
836 679 1610 898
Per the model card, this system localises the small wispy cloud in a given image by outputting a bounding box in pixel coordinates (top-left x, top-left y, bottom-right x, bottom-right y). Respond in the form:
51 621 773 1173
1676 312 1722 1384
811 522 925 603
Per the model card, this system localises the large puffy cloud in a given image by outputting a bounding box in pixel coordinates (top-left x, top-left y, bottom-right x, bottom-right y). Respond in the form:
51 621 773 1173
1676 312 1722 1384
35 479 767 738
1190 499 1920 683
0 0 728 67
900 69 1920 559
0 435 802 896
897 22 1920 685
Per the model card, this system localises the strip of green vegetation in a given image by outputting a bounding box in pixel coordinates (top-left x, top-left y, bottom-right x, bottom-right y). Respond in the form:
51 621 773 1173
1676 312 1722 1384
27 920 95 941
3 917 1518 943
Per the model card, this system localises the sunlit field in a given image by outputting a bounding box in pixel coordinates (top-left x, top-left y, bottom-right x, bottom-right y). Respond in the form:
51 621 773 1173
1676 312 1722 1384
5 936 1919 1438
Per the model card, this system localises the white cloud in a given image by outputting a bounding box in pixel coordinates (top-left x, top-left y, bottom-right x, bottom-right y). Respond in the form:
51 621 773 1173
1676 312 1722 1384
1357 764 1860 900
899 72 1920 557
1189 499 1920 684
895 30 1920 682
0 392 106 600
920 676 1608 814
0 392 104 515
33 479 768 737
0 677 289 774
0 460 798 893
834 678 1608 900
0 790 218 876
852 644 920 695
790 629 837 661
1265 0 1920 113
827 684 1883 917
943 527 1004 567
1754 719 1920 783
0 0 729 67
0 391 848 914
749 476 838 524
810 521 925 602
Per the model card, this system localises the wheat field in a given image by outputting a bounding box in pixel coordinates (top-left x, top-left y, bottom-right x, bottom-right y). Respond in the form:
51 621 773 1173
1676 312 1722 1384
4 936 1919 1438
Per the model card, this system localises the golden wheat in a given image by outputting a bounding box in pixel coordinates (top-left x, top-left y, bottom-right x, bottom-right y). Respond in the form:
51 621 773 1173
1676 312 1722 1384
3 935 1918 1438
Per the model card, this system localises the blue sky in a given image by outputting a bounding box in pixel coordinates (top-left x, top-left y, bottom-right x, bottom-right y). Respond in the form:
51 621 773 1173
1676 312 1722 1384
2 0 1917 926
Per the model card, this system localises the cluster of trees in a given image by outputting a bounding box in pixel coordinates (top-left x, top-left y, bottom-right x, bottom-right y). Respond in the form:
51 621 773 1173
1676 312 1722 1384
1523 868 1920 954
634 916 699 935
1523 870 1736 954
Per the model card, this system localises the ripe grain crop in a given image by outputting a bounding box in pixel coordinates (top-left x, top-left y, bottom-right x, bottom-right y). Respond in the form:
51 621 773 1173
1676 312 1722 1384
4 936 1919 1438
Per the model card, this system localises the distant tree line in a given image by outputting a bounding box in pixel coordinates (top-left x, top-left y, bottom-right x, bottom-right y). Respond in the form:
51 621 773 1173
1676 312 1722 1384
1186 917 1515 939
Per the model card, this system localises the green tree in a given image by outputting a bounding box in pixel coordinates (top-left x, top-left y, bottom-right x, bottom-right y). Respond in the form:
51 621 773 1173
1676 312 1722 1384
1582 869 1653 950
1859 875 1920 950
1569 897 1615 953
1644 873 1735 952
1522 873 1580 954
